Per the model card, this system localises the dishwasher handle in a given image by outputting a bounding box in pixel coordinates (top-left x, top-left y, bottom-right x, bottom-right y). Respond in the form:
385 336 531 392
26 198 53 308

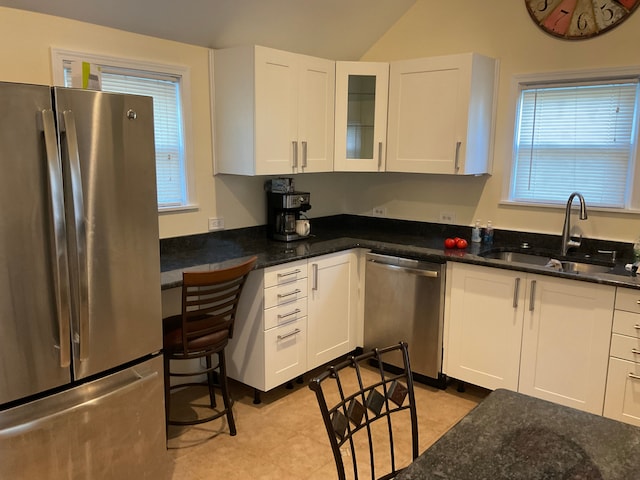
366 258 440 278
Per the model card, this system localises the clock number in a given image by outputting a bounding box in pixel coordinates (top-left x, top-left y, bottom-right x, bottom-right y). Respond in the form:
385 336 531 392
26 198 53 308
553 9 571 29
536 0 551 11
600 4 614 21
577 12 590 29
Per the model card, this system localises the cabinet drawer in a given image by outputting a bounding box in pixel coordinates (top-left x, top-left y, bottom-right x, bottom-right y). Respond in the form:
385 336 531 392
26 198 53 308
612 310 640 337
603 357 640 427
615 288 640 314
264 278 308 309
610 333 640 363
264 318 307 391
264 260 308 288
264 298 308 330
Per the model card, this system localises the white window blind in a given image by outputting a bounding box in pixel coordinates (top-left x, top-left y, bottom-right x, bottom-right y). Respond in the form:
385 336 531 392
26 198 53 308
512 81 639 208
63 63 186 209
100 71 185 208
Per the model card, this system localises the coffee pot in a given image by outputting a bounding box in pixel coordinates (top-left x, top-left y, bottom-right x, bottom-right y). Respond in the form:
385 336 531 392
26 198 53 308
265 179 311 242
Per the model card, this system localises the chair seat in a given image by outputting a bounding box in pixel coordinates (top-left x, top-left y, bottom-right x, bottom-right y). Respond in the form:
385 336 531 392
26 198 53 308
163 313 230 353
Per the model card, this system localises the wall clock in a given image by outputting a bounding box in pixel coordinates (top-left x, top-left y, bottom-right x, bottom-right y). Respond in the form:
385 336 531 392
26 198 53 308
525 0 639 39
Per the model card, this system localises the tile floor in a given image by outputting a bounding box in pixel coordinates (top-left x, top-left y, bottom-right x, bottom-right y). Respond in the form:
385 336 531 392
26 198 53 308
165 367 488 480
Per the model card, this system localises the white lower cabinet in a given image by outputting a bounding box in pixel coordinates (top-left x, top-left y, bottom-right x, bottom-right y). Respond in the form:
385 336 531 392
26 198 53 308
603 288 640 426
307 251 358 370
227 251 357 393
445 262 615 414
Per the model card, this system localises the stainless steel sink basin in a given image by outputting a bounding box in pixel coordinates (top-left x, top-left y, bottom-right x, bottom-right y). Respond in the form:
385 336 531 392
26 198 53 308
480 250 613 275
481 251 551 266
558 261 612 275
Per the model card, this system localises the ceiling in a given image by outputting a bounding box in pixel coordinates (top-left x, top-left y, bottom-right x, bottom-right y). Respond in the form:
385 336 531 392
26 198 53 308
0 0 417 60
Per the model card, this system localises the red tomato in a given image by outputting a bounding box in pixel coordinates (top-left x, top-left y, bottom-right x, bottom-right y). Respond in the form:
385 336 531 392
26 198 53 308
456 238 468 249
444 238 456 249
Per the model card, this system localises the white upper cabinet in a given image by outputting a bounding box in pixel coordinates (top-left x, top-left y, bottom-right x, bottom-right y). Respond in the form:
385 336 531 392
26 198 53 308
386 53 497 175
334 62 389 172
213 46 335 175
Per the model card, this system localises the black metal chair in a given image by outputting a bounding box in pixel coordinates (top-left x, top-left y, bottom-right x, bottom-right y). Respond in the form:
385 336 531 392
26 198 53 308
162 256 257 436
308 342 419 480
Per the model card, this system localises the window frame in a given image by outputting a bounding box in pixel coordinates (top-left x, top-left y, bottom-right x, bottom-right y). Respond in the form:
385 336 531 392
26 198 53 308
503 65 640 214
50 48 197 213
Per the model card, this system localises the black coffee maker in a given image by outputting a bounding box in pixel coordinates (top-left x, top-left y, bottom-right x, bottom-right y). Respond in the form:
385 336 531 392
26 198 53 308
265 178 311 241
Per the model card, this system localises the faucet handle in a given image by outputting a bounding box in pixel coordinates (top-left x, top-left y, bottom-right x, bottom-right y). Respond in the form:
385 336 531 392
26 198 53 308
597 249 617 262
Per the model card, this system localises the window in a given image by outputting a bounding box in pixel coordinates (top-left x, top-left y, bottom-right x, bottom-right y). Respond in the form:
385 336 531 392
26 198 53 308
509 70 640 210
51 49 194 211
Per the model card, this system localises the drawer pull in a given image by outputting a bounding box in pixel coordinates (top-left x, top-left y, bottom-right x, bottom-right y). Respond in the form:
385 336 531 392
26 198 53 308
277 309 301 319
277 328 301 341
629 373 640 381
632 349 640 355
277 269 301 278
277 289 301 299
635 325 640 330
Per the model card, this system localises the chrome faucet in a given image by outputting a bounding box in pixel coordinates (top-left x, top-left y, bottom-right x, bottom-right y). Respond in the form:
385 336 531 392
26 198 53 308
561 192 588 256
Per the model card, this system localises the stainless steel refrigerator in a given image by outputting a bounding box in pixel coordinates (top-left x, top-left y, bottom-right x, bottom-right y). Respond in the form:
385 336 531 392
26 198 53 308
0 82 168 478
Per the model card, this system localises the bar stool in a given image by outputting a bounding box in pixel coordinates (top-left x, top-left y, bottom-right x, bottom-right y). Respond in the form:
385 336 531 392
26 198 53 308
162 256 257 436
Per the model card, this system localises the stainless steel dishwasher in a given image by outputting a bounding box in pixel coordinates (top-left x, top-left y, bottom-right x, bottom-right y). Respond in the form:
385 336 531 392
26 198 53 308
364 252 446 388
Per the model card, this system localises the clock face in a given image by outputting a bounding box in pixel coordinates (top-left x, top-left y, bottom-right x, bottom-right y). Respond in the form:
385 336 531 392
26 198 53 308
525 0 639 39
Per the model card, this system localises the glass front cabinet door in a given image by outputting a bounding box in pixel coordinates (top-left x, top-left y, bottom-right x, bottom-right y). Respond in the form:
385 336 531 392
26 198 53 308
334 62 389 172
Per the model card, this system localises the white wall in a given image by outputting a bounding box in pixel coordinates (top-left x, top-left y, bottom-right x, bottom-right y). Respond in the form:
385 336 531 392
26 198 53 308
357 0 640 242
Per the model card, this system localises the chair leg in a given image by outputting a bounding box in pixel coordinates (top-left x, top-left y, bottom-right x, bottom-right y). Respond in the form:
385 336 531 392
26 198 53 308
206 355 217 408
163 354 171 435
218 350 237 436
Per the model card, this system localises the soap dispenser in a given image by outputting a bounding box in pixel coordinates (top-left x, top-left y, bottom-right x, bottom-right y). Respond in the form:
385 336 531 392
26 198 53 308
472 220 482 243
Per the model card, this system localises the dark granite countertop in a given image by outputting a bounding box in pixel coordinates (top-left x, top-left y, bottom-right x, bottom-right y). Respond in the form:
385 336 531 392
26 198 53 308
160 215 640 290
397 388 640 480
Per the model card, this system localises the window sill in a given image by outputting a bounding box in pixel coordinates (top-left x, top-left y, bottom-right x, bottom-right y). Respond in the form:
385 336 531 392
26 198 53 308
158 204 199 214
499 200 640 215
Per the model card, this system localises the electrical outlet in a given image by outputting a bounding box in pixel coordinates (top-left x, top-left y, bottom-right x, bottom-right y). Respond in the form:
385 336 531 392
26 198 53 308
372 206 387 217
208 217 224 231
439 211 456 223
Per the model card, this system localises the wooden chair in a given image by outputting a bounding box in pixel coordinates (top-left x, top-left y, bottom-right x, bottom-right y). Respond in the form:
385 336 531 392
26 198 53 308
162 256 257 435
308 342 419 480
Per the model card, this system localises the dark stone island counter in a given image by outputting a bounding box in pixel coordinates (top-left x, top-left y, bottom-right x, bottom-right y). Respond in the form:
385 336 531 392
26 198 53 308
397 389 640 480
160 214 640 290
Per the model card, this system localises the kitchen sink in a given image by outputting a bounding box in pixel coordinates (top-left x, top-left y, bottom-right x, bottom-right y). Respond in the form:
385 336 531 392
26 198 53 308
480 249 614 275
481 251 551 266
558 261 612 275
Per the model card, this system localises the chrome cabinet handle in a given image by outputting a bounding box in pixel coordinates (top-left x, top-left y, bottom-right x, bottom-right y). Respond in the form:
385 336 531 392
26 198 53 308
378 141 383 170
277 328 301 341
312 263 318 291
632 348 640 355
277 289 301 299
42 109 71 369
513 278 521 308
302 140 308 168
277 269 301 278
529 280 537 312
292 140 298 168
63 109 90 362
635 324 640 330
277 309 301 319
629 373 640 381
454 141 462 173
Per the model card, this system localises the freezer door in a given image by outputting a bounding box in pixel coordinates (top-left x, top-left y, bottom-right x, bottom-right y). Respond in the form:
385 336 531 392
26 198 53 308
54 88 162 379
0 82 72 405
0 355 168 479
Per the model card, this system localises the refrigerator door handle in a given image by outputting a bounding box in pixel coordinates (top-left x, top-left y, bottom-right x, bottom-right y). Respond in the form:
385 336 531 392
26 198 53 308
62 110 90 361
42 109 71 369
0 366 159 435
